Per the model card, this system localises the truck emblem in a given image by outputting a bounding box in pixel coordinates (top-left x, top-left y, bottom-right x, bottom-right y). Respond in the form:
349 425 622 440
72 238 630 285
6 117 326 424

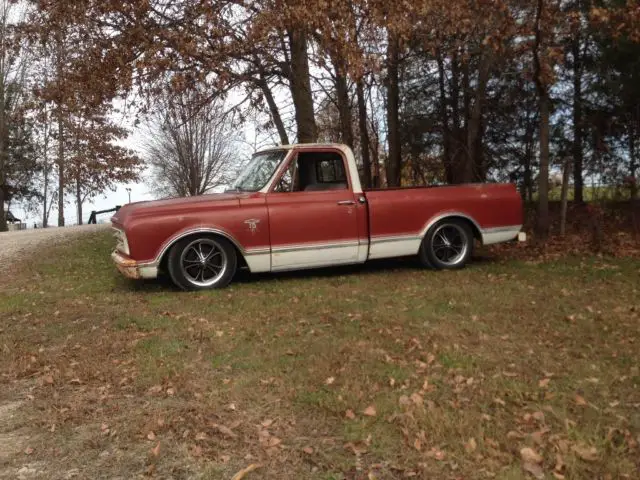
244 219 260 234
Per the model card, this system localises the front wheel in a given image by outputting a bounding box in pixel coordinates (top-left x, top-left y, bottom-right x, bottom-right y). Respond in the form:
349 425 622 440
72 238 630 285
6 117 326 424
419 219 473 270
167 236 237 290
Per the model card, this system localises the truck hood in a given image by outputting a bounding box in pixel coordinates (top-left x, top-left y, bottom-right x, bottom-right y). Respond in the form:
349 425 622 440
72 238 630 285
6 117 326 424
111 192 242 226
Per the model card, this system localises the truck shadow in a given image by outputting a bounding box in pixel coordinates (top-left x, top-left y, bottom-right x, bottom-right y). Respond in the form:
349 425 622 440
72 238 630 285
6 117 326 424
233 256 421 285
120 254 495 292
233 252 496 286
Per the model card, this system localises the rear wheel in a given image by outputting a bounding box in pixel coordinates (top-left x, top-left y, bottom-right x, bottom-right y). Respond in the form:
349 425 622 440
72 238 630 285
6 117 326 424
419 219 473 270
167 236 237 290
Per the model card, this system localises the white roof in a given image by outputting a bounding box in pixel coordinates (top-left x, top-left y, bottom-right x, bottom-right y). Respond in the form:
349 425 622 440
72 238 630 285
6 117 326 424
256 143 348 153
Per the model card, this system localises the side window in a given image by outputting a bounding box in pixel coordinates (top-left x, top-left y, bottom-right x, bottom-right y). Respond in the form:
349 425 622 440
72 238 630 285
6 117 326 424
316 157 347 184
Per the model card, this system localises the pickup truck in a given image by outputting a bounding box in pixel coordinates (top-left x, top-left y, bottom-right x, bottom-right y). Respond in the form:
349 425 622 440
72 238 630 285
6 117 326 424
111 143 524 290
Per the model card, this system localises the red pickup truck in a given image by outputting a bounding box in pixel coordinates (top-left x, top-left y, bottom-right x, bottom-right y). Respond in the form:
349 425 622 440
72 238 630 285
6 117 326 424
111 143 524 290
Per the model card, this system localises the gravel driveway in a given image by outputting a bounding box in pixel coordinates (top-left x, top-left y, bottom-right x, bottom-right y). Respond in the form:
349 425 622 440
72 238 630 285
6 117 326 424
0 224 110 271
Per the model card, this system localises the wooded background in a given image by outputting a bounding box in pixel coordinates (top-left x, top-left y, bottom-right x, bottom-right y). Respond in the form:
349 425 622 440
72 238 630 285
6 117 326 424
0 0 638 235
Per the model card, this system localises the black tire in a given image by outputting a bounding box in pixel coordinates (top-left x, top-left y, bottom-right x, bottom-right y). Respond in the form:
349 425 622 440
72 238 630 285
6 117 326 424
167 235 237 291
419 219 474 270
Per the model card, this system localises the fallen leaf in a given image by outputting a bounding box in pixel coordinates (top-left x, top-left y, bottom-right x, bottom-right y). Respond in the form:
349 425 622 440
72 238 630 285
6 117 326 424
151 442 161 457
261 419 274 428
531 428 550 445
303 446 314 454
44 375 54 385
574 394 587 406
539 378 551 388
572 444 598 462
344 441 368 454
363 406 377 417
345 409 356 419
410 392 424 406
231 464 262 480
523 461 545 479
325 377 335 385
464 438 477 453
532 411 545 422
147 385 163 395
212 423 237 439
413 438 422 451
24 447 34 455
147 431 156 441
266 436 281 448
166 388 175 396
520 447 543 464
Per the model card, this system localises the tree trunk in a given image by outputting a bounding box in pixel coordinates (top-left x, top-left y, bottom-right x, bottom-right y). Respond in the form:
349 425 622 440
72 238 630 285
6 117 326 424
385 32 401 187
523 117 535 203
76 174 82 225
449 52 466 184
57 114 65 227
436 49 452 184
0 113 6 232
466 52 492 183
572 35 584 204
630 132 638 199
560 157 571 236
537 90 550 238
0 68 6 233
56 32 65 227
0 185 5 233
334 66 354 148
287 27 317 143
258 73 289 145
534 0 549 239
356 79 372 189
42 125 50 228
42 165 48 228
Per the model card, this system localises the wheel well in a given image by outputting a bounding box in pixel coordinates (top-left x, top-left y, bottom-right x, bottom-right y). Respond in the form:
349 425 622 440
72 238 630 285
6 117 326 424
428 216 482 243
158 232 248 274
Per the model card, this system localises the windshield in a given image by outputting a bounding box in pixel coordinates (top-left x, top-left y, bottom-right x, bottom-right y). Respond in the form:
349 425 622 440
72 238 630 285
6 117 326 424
230 150 288 192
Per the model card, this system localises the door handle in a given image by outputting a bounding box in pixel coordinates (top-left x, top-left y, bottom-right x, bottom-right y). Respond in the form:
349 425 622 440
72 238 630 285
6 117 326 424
337 200 356 206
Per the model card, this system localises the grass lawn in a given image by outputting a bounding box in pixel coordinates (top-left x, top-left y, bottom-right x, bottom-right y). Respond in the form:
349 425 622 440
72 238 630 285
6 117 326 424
0 231 639 479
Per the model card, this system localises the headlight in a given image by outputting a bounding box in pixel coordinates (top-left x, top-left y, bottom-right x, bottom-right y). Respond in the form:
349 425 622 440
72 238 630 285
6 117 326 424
113 228 130 255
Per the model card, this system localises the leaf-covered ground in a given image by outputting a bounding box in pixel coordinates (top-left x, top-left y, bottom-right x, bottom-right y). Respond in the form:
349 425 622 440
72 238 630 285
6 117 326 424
0 231 639 479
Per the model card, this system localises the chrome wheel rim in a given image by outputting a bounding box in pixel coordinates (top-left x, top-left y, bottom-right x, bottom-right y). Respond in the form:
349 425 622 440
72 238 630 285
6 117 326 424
431 224 469 266
180 239 227 287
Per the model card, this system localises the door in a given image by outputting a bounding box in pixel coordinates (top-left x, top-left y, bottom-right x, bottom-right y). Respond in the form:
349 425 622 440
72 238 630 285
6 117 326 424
267 150 361 270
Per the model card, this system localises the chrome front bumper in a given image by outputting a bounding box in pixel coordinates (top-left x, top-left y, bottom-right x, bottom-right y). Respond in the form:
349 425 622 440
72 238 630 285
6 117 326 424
111 251 159 280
